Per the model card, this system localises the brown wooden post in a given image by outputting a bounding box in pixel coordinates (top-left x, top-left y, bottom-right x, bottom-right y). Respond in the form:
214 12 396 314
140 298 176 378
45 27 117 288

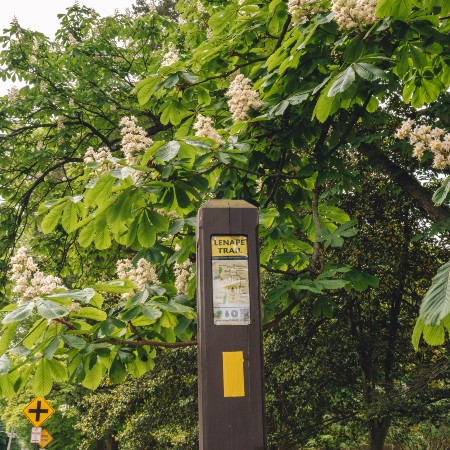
197 199 266 450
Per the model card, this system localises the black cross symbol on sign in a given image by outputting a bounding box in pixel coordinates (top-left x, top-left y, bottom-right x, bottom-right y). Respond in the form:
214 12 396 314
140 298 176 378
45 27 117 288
28 401 49 422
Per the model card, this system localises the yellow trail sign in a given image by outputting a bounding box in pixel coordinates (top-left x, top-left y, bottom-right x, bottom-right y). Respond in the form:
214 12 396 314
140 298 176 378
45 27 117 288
22 397 55 427
39 428 54 448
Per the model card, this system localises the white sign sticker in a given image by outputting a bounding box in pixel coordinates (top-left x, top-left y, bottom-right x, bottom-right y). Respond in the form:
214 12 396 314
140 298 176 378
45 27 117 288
211 236 250 325
31 427 42 443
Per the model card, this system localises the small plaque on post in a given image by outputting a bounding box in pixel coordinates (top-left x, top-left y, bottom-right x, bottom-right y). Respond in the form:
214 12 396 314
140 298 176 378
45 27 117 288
211 235 250 325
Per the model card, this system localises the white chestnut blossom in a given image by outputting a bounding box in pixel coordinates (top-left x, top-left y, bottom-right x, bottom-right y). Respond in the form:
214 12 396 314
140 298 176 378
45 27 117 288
226 74 262 122
57 116 65 131
7 86 19 103
83 146 117 174
332 0 378 29
39 81 48 94
197 0 207 14
288 0 323 25
10 247 64 303
174 258 195 295
194 114 223 145
67 33 78 46
395 119 450 169
119 116 153 166
116 258 159 292
161 44 180 67
67 302 81 313
147 1 157 12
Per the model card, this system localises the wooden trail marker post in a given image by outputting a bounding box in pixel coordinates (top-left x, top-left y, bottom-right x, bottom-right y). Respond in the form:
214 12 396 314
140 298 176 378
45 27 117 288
197 200 266 450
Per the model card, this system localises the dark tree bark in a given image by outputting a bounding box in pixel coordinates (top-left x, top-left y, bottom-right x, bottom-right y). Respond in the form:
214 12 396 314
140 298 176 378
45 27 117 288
369 417 392 450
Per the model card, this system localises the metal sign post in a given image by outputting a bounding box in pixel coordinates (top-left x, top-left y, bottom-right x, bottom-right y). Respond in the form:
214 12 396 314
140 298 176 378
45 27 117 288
197 200 266 450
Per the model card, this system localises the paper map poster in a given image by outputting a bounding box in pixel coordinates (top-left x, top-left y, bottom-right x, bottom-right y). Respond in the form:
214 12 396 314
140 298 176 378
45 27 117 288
211 236 250 325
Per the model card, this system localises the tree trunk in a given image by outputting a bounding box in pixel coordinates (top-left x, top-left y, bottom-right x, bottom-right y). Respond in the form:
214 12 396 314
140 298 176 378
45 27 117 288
96 436 118 450
369 417 391 450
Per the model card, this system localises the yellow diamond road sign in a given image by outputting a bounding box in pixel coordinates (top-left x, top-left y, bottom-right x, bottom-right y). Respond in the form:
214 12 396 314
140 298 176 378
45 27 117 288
39 429 54 448
22 397 55 427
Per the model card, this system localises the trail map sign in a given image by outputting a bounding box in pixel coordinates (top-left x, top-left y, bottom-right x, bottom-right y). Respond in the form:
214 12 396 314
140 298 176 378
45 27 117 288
22 397 55 427
39 429 53 448
212 235 250 325
197 200 266 449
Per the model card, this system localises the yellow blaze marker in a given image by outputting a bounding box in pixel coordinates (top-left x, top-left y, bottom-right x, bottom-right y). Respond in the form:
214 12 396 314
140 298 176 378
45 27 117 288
222 351 245 397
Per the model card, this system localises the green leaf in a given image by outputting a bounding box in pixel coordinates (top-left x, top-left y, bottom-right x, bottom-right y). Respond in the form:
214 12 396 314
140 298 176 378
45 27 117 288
160 100 188 126
423 324 445 346
23 320 47 350
419 260 450 325
94 216 111 250
174 187 191 209
159 310 178 328
328 67 356 97
81 362 105 390
156 140 180 162
2 302 35 324
43 336 61 360
84 175 115 207
109 358 126 384
46 359 68 382
78 220 96 247
412 318 424 350
47 288 96 303
432 177 450 205
91 280 135 294
0 355 11 375
74 307 107 322
33 359 53 396
137 211 157 248
141 306 163 321
127 354 155 378
376 0 413 20
41 202 66 234
61 201 79 233
353 63 386 81
62 335 86 349
0 323 18 356
313 80 339 123
136 76 161 105
148 210 169 232
36 299 68 319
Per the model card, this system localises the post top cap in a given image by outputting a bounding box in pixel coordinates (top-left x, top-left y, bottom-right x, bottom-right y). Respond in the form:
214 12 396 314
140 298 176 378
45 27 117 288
200 199 257 209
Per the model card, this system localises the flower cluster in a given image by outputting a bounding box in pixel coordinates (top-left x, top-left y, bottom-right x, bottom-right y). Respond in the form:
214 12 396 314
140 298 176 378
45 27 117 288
39 81 48 93
174 259 195 295
331 0 377 29
147 1 157 13
116 258 159 292
57 116 65 131
67 33 78 46
119 116 153 166
395 119 450 169
226 74 262 122
193 114 223 145
288 0 323 25
83 146 117 175
161 44 180 67
7 86 19 103
197 0 207 14
10 247 64 303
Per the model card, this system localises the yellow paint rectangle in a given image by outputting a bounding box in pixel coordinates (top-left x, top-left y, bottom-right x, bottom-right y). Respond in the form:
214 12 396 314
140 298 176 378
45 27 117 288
223 351 245 397
211 236 248 258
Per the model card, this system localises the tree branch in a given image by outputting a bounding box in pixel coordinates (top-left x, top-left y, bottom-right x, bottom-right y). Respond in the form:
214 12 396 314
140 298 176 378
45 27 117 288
358 143 450 224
